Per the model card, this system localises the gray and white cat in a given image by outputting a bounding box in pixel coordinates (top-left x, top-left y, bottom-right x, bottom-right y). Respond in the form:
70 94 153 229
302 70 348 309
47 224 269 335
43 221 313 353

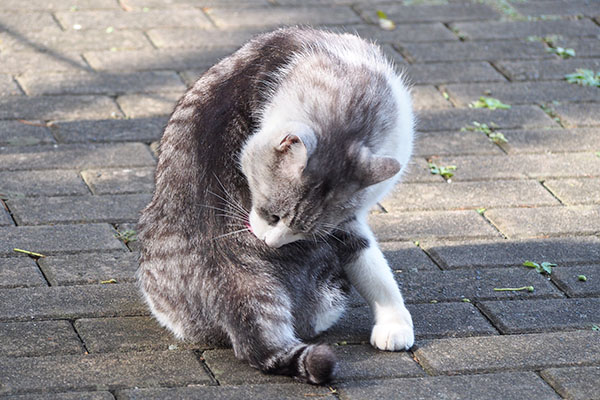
137 27 414 384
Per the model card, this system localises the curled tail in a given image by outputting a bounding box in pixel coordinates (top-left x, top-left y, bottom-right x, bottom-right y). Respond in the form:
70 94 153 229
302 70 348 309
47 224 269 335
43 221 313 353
264 343 337 384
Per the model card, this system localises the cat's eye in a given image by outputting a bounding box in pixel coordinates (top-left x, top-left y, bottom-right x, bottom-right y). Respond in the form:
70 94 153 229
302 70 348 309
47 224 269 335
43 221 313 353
268 214 280 225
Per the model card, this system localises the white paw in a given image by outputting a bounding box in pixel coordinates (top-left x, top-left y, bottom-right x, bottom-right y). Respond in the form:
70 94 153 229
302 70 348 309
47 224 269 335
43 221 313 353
370 322 414 351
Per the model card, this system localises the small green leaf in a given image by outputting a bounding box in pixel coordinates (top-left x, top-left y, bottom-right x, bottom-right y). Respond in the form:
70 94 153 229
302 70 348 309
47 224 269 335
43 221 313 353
565 69 600 87
595 151 600 158
100 278 117 284
476 208 486 215
578 275 587 282
461 298 471 303
430 300 438 304
540 262 556 275
469 96 511 110
593 324 599 331
376 10 388 19
523 261 539 268
105 26 114 33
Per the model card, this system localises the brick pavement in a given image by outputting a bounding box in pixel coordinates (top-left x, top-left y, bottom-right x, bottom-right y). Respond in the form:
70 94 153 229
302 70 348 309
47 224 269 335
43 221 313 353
0 0 599 398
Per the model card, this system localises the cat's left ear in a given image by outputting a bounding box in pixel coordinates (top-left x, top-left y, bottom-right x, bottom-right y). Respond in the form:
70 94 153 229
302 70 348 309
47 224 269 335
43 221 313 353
357 147 401 187
276 123 316 179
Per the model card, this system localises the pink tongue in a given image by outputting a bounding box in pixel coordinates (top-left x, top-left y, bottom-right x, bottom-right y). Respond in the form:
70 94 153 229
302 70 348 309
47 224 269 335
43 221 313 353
245 222 253 233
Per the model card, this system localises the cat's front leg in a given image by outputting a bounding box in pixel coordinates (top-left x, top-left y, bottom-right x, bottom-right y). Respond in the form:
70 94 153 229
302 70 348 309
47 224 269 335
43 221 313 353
344 222 414 351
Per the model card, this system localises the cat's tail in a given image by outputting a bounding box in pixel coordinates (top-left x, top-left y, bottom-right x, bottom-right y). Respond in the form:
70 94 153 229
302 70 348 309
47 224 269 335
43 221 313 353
265 343 337 384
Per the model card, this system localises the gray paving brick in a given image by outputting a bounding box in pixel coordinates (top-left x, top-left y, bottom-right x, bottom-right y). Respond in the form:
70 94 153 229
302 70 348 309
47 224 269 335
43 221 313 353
55 9 212 30
0 320 83 357
124 0 270 7
381 180 559 212
0 350 210 395
486 206 600 238
0 95 121 120
117 384 332 400
0 28 150 52
512 0 600 18
18 71 185 96
0 74 22 96
502 128 600 154
0 143 155 171
401 40 550 62
207 6 362 28
0 257 46 288
0 120 55 147
430 153 600 181
9 193 151 225
379 241 439 272
0 283 146 321
356 3 499 24
545 178 600 205
551 264 600 297
203 349 292 385
0 170 88 198
559 37 600 58
423 237 600 270
416 105 556 132
52 117 166 143
74 316 190 353
496 58 600 81
1 391 115 400
337 373 561 400
0 0 119 10
369 210 501 241
117 92 182 118
81 168 155 195
0 11 59 33
0 206 13 226
414 130 503 157
0 51 89 75
84 48 234 72
341 23 457 44
541 366 600 400
146 28 261 49
397 267 562 303
453 19 600 40
412 85 452 111
480 298 600 334
555 102 600 128
406 61 506 85
0 223 126 256
415 330 600 374
38 252 139 286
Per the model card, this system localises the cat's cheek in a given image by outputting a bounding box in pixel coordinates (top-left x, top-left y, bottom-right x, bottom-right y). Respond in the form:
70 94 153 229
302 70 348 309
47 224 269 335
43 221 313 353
248 209 269 241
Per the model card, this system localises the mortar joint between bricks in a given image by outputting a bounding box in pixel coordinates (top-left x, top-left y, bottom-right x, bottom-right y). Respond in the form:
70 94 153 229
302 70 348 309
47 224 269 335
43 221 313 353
194 350 221 386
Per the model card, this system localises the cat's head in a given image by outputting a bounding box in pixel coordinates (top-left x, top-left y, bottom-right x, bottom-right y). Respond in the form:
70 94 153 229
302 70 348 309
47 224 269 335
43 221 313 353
240 121 400 248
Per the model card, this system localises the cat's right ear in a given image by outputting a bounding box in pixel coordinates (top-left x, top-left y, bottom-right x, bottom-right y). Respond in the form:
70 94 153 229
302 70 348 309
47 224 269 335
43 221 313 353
275 123 316 179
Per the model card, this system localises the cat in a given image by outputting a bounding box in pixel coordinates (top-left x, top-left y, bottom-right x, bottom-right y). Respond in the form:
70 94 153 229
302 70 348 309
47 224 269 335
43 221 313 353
137 27 414 384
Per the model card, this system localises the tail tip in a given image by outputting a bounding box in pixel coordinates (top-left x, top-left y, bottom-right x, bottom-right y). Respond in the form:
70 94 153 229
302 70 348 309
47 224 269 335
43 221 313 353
305 344 337 385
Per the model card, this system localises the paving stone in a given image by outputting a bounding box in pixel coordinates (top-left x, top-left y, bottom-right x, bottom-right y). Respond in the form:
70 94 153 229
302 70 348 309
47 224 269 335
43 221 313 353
0 392 115 400
206 6 362 28
496 58 600 81
545 178 600 205
0 74 22 96
0 283 146 321
146 28 262 49
401 40 551 62
124 0 270 7
52 117 166 143
0 51 89 75
38 252 139 286
511 0 600 18
341 23 457 44
379 241 439 272
117 384 332 400
0 95 121 120
486 206 600 238
0 11 60 33
81 168 155 195
501 128 600 154
84 48 234 72
369 210 500 241
413 130 503 157
551 264 600 297
117 92 182 118
0 320 83 357
0 223 126 256
401 158 445 183
415 330 600 374
423 237 600 269
416 105 556 132
406 61 506 85
0 170 88 198
9 193 151 225
55 9 212 30
480 298 600 334
74 316 194 353
337 373 561 400
0 143 155 171
0 0 119 10
0 28 151 52
0 206 13 226
430 153 600 181
18 71 185 96
203 349 292 385
356 3 499 24
396 267 562 303
381 180 559 212
453 19 600 40
0 350 210 395
541 366 600 400
411 86 452 111
555 102 600 128
0 120 55 147
559 37 600 58
0 257 46 288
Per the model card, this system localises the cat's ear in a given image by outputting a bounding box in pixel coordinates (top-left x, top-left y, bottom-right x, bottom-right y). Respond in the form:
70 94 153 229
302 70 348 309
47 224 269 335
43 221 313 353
357 148 401 187
275 123 316 178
